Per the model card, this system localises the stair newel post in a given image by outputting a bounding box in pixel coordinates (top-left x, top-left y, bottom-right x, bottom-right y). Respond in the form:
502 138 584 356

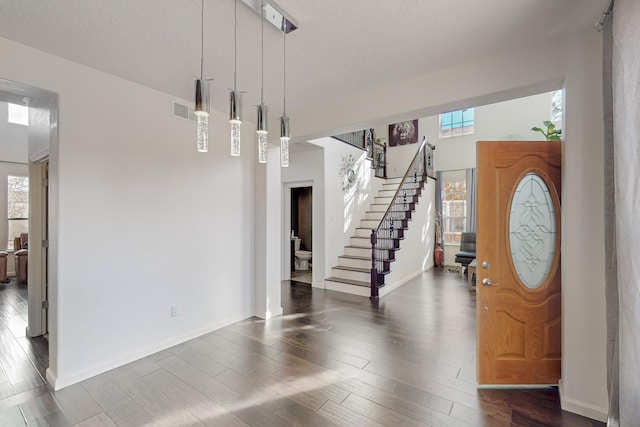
422 144 427 181
383 143 388 179
370 229 379 300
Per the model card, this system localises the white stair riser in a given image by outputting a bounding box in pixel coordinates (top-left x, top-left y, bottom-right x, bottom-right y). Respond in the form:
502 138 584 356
378 190 397 198
385 178 403 184
369 205 388 212
325 280 370 297
350 237 372 247
355 228 373 237
365 211 384 220
331 268 370 282
360 219 379 229
345 246 371 257
339 257 371 269
374 197 393 204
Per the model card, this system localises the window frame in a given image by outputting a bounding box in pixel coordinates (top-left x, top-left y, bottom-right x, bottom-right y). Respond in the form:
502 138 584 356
7 175 29 251
441 174 467 245
439 108 475 139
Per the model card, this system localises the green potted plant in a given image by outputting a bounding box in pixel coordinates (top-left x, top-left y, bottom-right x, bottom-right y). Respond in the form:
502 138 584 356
531 121 562 141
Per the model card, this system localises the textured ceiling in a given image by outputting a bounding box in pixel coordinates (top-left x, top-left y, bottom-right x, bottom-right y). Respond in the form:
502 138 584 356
0 0 607 118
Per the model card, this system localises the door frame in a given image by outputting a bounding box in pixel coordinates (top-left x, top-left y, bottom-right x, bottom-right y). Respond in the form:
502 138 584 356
282 180 313 281
0 79 58 379
27 158 49 337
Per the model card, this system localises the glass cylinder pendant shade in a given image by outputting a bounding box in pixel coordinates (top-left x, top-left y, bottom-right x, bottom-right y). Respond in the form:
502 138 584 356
196 114 209 152
280 137 289 167
280 115 290 167
229 90 243 156
257 104 268 163
195 79 210 153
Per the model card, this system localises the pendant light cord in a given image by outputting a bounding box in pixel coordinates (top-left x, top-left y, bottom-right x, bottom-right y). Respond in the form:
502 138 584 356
260 0 264 104
233 0 237 90
283 31 287 115
200 0 204 80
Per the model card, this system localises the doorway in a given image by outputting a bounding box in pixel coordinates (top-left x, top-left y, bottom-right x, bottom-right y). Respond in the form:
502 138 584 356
290 186 312 284
0 79 57 382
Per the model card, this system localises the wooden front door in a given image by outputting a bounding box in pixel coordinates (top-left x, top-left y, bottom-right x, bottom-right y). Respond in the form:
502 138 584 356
477 141 561 385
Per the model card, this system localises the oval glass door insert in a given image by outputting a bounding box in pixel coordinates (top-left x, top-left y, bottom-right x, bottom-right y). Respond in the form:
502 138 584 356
509 173 556 289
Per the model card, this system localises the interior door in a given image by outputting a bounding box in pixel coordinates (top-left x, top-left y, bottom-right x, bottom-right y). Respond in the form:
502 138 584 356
477 141 561 384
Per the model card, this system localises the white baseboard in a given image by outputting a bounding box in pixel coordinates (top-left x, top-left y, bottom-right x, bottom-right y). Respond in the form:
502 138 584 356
559 379 608 422
50 311 253 391
254 307 283 319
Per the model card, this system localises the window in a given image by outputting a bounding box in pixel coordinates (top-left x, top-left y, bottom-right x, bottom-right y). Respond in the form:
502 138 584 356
442 175 466 244
551 90 563 122
8 176 29 251
440 108 474 138
8 103 29 126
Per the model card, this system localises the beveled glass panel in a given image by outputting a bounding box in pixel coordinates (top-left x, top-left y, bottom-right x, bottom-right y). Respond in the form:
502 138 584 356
509 173 556 289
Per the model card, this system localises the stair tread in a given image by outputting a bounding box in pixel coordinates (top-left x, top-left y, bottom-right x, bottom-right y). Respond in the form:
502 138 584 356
339 255 371 261
332 265 370 273
325 277 370 287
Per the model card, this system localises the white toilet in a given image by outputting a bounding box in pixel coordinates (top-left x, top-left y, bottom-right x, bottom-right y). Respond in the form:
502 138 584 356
293 237 312 271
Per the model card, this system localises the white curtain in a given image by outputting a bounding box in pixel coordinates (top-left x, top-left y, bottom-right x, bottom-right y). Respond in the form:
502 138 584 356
465 168 477 233
435 171 444 258
605 0 640 424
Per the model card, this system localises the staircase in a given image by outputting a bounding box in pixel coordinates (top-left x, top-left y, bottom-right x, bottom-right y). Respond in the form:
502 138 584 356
325 175 428 296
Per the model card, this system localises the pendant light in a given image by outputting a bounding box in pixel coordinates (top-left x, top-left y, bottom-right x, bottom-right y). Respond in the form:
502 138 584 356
229 0 243 156
256 0 268 164
194 0 210 152
279 30 290 167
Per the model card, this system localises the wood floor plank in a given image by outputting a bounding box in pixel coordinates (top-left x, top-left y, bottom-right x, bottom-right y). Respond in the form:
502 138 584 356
275 362 351 404
81 375 156 427
341 393 431 427
155 355 241 404
18 392 66 425
316 399 386 427
116 372 201 426
52 383 103 425
338 376 453 418
449 402 512 427
263 395 341 427
72 412 118 427
247 368 328 412
0 405 27 427
143 370 249 427
167 343 227 378
0 329 43 386
0 383 49 411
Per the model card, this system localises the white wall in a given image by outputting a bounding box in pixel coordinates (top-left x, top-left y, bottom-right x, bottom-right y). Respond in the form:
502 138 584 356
430 92 555 171
378 92 555 177
0 37 256 389
313 138 385 280
381 179 435 296
290 31 608 421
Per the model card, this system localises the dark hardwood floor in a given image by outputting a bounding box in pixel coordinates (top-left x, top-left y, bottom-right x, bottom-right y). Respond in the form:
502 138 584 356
0 270 605 426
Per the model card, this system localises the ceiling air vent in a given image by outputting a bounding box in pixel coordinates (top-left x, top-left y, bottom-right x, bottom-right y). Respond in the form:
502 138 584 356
172 100 196 122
